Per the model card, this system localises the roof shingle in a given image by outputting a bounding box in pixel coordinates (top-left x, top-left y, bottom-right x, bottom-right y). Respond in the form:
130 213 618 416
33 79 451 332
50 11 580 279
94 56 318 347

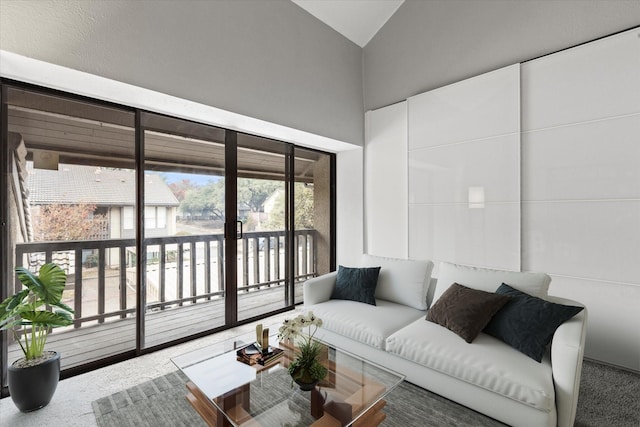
27 163 179 207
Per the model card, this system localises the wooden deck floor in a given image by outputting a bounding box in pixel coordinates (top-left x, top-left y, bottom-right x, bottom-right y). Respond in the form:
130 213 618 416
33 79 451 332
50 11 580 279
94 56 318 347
7 284 303 370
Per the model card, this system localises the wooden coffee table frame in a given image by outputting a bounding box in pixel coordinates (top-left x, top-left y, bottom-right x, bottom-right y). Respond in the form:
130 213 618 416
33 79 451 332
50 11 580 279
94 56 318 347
183 342 389 427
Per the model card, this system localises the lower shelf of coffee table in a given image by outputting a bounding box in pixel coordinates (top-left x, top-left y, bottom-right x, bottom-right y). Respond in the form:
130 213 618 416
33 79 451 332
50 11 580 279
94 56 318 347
185 380 386 427
310 399 386 427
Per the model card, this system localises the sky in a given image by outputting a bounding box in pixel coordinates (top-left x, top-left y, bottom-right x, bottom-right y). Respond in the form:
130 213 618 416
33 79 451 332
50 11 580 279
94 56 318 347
161 172 220 186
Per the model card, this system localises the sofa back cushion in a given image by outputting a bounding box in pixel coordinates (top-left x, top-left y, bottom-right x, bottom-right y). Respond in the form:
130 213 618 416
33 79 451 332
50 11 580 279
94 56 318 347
484 283 584 362
433 262 551 306
426 283 512 343
361 254 434 310
331 265 381 305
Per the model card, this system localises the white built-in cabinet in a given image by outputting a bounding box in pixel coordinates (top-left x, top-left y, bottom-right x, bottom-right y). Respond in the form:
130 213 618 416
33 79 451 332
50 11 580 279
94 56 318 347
407 64 520 275
364 28 640 371
520 29 640 371
364 101 408 258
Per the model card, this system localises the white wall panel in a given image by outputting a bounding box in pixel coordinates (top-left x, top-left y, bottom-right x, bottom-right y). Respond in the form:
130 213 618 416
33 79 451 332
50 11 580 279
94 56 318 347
336 148 364 267
386 28 638 370
521 28 640 371
522 201 640 285
409 134 519 205
548 276 640 372
408 64 520 272
408 64 520 149
522 28 640 131
409 203 520 275
365 102 408 258
522 114 640 201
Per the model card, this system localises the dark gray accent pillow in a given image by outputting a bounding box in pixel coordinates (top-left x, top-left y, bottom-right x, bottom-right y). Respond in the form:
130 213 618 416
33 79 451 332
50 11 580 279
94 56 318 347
426 283 511 343
484 283 584 362
331 265 381 305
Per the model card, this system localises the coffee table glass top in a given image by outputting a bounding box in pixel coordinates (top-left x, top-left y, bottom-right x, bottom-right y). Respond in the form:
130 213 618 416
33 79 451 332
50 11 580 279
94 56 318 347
172 326 404 427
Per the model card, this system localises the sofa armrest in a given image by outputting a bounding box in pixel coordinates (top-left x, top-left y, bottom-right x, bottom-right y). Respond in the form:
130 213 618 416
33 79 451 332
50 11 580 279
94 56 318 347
303 272 338 306
549 297 588 427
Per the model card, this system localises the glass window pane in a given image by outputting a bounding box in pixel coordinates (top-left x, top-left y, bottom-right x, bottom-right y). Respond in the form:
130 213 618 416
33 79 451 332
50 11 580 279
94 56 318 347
236 133 288 321
141 112 227 348
144 206 157 229
123 206 134 230
294 147 333 304
157 207 167 228
3 86 136 376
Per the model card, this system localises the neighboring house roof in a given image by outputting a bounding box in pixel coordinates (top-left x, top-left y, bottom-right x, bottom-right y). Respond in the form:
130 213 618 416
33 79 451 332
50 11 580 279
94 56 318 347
27 163 179 206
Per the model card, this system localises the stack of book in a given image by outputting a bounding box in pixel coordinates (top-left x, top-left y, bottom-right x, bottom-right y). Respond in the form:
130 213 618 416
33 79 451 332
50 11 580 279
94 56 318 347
236 343 284 367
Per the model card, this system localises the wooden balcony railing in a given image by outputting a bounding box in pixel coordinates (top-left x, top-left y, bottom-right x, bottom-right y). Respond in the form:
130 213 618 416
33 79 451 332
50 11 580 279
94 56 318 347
14 229 317 329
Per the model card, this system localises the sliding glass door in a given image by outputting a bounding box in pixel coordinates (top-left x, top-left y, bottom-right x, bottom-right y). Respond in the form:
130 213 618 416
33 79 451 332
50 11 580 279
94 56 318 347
1 81 335 393
1 86 137 375
235 133 290 322
140 112 228 348
293 147 334 304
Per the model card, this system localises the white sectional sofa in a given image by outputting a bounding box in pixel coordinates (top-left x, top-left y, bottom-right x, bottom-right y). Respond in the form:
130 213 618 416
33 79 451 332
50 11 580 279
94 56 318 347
304 255 587 427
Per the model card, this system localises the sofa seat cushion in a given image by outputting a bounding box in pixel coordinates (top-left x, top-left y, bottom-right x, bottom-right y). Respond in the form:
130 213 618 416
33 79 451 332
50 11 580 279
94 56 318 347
385 319 555 413
307 299 426 350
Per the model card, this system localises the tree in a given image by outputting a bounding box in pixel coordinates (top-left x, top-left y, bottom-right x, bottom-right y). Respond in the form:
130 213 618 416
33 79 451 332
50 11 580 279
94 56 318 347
293 183 314 229
180 180 225 220
32 203 107 241
178 178 283 223
237 179 281 213
168 179 196 202
263 183 314 230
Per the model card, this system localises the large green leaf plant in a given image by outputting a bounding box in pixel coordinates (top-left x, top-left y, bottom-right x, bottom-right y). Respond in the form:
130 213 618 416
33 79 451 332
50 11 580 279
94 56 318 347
0 263 74 360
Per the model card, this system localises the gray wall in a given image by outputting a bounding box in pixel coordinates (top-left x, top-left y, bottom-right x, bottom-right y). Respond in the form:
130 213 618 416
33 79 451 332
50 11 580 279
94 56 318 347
364 0 640 111
0 0 364 145
4 1 637 145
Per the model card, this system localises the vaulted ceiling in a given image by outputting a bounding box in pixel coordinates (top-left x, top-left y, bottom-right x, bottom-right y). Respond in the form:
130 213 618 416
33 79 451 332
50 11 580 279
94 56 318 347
291 0 404 47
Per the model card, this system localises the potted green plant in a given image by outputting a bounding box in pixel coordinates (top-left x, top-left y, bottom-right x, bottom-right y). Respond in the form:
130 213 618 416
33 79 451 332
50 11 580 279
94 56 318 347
0 262 74 412
278 311 328 391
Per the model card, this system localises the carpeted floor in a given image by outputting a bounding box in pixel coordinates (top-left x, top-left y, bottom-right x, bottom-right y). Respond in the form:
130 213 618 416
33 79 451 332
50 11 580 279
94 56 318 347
574 360 640 426
93 359 640 427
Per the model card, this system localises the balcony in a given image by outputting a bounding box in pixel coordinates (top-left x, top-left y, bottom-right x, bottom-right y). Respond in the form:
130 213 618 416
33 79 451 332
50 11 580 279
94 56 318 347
8 230 317 371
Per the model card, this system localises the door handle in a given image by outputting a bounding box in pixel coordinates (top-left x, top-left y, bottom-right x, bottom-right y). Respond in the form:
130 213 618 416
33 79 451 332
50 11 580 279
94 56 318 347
224 221 244 239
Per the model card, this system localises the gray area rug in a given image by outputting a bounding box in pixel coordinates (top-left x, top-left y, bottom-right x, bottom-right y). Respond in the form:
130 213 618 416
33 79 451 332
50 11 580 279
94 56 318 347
93 360 640 427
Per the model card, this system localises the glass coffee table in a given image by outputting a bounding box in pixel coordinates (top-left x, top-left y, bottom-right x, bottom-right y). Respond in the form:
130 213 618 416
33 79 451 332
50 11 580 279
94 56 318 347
172 326 404 427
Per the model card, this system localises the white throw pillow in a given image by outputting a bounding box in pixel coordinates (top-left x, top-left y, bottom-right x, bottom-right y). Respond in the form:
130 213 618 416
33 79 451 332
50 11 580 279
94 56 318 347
432 262 551 306
361 254 434 310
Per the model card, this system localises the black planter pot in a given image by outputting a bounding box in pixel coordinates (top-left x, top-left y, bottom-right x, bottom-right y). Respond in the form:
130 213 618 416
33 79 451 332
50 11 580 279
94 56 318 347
294 377 320 391
8 351 61 412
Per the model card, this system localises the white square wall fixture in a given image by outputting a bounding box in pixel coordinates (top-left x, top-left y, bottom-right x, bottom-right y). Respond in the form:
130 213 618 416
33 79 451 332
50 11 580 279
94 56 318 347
468 187 485 209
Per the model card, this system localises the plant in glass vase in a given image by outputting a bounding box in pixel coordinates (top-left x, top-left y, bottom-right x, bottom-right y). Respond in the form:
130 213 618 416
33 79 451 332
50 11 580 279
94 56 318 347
278 311 328 390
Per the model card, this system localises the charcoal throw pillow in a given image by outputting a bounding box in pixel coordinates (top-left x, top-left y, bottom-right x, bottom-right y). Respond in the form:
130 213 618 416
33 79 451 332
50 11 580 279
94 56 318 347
331 265 381 305
484 283 584 362
426 283 511 343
